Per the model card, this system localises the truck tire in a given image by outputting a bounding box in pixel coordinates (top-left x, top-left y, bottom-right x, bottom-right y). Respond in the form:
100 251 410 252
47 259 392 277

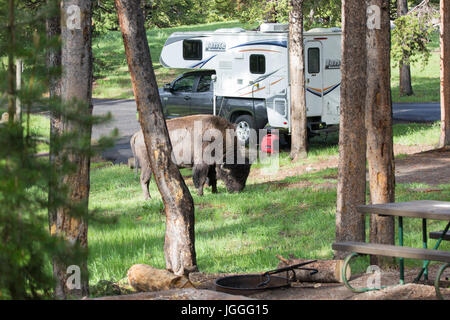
234 114 255 145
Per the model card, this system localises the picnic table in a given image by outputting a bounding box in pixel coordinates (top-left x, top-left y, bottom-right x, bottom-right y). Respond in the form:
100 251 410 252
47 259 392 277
332 200 450 299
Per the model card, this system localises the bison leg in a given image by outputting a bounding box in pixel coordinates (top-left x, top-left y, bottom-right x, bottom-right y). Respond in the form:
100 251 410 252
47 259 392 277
140 164 152 200
193 164 209 196
208 165 218 193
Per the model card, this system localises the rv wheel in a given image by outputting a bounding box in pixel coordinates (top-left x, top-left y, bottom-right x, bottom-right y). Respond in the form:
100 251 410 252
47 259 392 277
234 115 255 145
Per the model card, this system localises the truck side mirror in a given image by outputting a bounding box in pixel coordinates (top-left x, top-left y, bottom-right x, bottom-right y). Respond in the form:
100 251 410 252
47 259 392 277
164 83 172 92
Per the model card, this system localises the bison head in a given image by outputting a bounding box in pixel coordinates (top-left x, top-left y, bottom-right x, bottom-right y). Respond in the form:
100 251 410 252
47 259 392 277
216 160 251 193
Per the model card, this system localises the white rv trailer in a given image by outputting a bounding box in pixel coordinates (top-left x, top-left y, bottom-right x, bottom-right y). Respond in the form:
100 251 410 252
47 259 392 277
160 23 342 134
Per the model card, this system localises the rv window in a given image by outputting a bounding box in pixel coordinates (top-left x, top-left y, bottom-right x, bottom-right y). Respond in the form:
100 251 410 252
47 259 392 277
250 55 266 74
183 40 203 60
308 48 320 74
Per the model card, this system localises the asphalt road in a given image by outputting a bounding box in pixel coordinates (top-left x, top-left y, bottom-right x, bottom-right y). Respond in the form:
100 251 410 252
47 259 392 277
92 99 140 164
92 99 441 164
392 102 440 123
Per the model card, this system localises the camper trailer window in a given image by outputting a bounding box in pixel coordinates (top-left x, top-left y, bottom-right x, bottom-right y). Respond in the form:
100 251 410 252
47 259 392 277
250 55 266 74
308 48 320 74
183 40 203 60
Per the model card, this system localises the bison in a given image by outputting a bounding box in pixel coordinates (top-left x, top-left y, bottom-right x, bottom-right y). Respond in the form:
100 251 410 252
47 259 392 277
130 115 251 200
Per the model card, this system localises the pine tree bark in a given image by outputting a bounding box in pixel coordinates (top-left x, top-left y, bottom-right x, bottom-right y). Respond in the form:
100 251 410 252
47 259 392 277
335 0 367 258
289 0 308 161
366 0 396 267
115 0 197 276
397 0 414 96
7 0 15 122
46 1 62 230
51 0 93 299
440 0 450 148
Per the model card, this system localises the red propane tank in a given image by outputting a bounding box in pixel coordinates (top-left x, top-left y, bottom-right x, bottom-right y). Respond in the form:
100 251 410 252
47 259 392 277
261 133 279 154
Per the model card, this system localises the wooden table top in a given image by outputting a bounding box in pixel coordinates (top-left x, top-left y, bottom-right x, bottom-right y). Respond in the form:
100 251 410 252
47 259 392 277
357 200 450 221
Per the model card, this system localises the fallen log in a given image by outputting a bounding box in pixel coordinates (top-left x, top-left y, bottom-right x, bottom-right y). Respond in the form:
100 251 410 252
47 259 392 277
276 255 350 283
127 264 195 292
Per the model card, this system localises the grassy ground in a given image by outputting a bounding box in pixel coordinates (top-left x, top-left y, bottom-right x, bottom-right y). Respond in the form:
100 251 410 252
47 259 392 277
93 22 441 103
87 122 449 294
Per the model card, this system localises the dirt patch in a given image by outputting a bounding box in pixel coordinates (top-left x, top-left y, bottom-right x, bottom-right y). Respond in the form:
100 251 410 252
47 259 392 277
395 147 450 185
249 146 450 187
188 264 450 300
251 156 339 184
352 283 450 300
268 181 337 191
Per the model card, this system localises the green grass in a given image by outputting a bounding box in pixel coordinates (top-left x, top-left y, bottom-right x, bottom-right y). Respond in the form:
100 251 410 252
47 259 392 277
88 163 450 291
86 121 446 293
17 113 443 294
26 114 50 153
393 122 441 146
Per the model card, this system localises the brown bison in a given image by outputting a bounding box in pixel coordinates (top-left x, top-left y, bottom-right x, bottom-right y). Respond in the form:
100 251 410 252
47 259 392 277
130 115 251 200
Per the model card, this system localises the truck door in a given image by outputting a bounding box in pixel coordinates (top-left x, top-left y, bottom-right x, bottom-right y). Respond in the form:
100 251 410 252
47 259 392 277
305 41 323 117
190 73 214 115
165 74 197 118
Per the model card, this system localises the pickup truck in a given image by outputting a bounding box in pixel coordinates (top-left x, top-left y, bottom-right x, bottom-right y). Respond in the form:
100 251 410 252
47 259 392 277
159 70 268 144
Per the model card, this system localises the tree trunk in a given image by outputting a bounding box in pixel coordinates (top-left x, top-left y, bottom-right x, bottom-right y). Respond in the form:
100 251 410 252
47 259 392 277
440 0 450 148
289 0 308 161
397 0 414 96
7 0 15 122
46 0 62 232
399 61 413 96
51 0 93 299
366 0 396 267
335 0 368 258
15 59 21 123
115 0 197 276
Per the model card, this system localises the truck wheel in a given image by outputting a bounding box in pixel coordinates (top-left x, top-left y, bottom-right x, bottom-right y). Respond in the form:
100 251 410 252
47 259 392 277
234 115 255 145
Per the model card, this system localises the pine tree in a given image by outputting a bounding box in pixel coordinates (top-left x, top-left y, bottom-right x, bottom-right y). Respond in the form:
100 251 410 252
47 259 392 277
335 0 368 257
289 0 308 162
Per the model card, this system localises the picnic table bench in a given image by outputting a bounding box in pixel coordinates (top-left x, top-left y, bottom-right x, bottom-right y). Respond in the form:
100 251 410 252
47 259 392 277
332 200 450 299
430 231 450 241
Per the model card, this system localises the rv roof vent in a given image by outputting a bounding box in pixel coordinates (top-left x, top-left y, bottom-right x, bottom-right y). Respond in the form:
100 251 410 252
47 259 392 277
214 28 246 33
260 23 289 33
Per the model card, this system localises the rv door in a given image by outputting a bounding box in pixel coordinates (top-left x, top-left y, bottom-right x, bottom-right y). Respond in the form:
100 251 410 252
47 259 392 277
305 41 323 118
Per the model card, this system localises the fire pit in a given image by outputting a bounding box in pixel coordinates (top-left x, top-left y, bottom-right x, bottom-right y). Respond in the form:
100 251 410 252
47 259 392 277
214 260 318 296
